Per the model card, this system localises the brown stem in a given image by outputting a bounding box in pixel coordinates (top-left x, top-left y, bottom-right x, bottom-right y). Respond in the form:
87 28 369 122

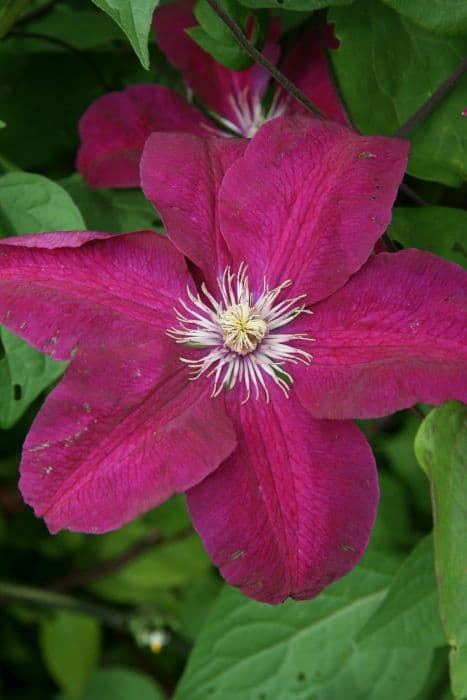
399 182 429 207
50 526 193 592
204 0 325 117
396 57 467 138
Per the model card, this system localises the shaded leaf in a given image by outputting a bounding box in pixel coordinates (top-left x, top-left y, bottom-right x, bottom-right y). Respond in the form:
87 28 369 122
381 0 467 36
330 0 467 187
238 0 353 11
56 667 165 700
389 207 467 270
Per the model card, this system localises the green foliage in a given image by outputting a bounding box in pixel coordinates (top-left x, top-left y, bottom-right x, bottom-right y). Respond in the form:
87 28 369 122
415 402 467 699
389 207 467 269
238 0 353 11
381 0 467 36
174 552 441 700
57 667 166 700
39 611 101 697
330 0 467 187
358 535 445 649
90 0 160 69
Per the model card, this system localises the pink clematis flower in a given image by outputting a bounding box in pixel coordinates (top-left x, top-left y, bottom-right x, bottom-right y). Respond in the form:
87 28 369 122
2 116 466 603
77 0 345 188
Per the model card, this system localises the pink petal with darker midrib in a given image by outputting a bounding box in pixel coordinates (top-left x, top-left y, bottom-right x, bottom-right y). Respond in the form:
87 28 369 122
187 389 378 604
77 84 212 188
20 343 236 533
141 133 247 291
293 249 467 419
219 114 409 301
0 231 193 358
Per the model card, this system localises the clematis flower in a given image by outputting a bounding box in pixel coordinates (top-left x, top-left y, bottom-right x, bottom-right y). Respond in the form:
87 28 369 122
77 0 345 188
1 116 466 604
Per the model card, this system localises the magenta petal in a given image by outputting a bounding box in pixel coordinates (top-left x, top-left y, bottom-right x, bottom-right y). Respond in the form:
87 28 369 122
20 343 236 533
153 0 278 135
219 115 409 301
0 231 192 358
293 249 467 419
187 390 378 603
280 25 347 125
77 85 211 188
141 133 247 290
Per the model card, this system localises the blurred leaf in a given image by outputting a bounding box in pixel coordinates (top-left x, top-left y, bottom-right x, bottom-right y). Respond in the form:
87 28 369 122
369 471 415 551
90 0 160 69
238 0 353 10
174 551 435 700
415 401 467 699
389 207 467 269
0 120 6 128
56 666 165 700
330 0 467 187
381 0 467 35
61 174 160 233
39 611 101 697
187 26 253 70
179 574 222 642
358 535 445 649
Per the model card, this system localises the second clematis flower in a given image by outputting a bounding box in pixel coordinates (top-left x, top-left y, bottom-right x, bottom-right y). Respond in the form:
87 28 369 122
1 116 466 604
77 0 345 188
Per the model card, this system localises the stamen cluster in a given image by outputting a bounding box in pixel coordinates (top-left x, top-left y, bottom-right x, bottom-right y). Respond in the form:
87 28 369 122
168 263 313 402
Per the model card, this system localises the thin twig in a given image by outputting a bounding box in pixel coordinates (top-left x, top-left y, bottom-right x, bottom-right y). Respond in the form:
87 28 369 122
50 526 193 592
396 57 467 138
410 405 426 421
0 580 129 630
205 0 325 118
8 30 110 90
399 182 429 207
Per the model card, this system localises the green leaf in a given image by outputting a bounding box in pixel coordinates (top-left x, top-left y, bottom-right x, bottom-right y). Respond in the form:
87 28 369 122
415 402 467 699
238 0 353 11
61 174 160 233
187 26 253 70
388 207 467 270
0 172 85 234
0 172 83 427
381 0 467 36
330 0 467 187
90 0 160 69
0 327 65 429
174 552 435 700
39 611 101 697
57 667 165 700
358 535 445 649
0 120 6 129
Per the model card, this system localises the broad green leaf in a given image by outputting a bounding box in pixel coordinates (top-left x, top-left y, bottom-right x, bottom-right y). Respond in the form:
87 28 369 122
0 172 85 235
90 0 160 69
415 402 467 699
39 611 101 697
56 667 165 700
330 0 467 187
358 535 445 649
187 26 253 70
0 173 82 427
27 5 127 49
61 174 160 233
174 552 435 700
238 0 353 11
388 207 467 270
369 471 416 551
381 0 467 36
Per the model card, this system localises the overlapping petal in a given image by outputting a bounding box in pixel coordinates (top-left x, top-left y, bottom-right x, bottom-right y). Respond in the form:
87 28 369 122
219 115 409 301
280 24 347 125
141 133 246 290
153 0 279 134
21 343 236 533
77 85 212 188
187 389 378 603
293 250 467 419
0 231 192 358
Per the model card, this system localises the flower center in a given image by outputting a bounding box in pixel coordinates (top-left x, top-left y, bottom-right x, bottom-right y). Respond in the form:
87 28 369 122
218 303 267 355
168 263 313 402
